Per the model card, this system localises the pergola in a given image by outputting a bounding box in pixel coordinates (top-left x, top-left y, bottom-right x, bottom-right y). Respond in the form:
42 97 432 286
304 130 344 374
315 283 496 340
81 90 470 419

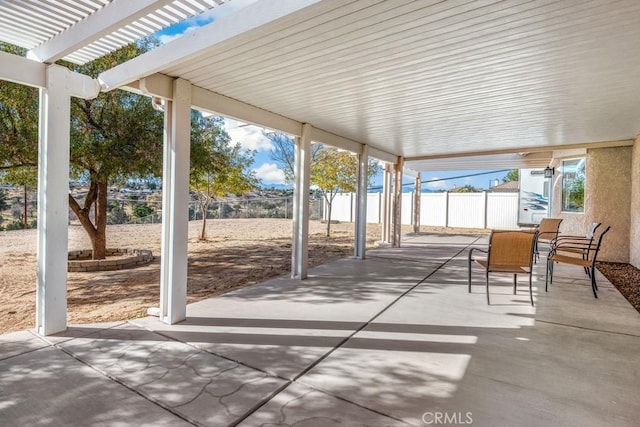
2 0 640 335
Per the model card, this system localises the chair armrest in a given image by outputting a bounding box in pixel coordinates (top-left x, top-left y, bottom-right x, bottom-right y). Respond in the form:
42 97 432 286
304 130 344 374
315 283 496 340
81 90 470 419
469 247 488 261
551 236 590 248
552 235 589 243
551 241 596 255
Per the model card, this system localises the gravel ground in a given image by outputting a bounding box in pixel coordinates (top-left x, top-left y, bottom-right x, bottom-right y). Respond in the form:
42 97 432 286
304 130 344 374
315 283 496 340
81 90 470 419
597 262 640 313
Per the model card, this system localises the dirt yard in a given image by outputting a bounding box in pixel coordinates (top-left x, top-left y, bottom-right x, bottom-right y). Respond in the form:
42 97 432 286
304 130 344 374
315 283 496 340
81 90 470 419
1 219 419 334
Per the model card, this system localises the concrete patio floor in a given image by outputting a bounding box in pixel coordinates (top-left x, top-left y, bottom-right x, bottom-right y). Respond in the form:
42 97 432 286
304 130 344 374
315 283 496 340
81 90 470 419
2 233 640 426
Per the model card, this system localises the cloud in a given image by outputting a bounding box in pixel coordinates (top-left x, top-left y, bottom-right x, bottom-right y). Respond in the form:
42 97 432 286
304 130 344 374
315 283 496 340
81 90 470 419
158 26 198 44
158 0 259 44
253 163 285 184
225 120 273 152
425 177 447 189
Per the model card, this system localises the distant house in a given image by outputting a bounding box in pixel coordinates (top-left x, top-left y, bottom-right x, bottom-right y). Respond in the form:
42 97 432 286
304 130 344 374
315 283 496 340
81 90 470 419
489 181 519 192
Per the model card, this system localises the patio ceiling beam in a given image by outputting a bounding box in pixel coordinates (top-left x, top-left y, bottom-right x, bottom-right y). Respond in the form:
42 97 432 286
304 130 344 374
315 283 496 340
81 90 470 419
97 0 324 91
27 0 174 64
404 139 634 162
191 85 302 138
0 51 100 99
1 50 45 88
128 72 399 162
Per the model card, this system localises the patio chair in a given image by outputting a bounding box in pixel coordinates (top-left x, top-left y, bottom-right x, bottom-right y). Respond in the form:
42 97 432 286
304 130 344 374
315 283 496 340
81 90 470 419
550 222 601 276
468 229 538 306
534 218 563 262
545 226 611 298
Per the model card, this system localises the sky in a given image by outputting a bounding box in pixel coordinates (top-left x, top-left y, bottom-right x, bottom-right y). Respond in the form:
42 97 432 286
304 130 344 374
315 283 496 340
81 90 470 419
155 1 510 190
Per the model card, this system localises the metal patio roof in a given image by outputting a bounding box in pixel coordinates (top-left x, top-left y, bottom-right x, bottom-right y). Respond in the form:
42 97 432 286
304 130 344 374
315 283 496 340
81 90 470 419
0 0 227 64
2 0 640 170
97 0 640 168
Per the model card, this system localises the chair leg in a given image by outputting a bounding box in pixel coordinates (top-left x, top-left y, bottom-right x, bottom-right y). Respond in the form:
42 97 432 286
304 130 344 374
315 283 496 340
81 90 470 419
529 273 534 306
468 255 472 293
545 259 550 292
513 274 517 295
590 266 598 298
486 271 490 305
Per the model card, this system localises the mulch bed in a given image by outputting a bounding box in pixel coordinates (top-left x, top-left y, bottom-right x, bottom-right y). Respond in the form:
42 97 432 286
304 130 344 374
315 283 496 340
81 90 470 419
597 262 640 313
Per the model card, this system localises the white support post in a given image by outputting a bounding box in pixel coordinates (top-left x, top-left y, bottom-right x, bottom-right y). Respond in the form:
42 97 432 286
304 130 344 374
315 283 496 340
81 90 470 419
382 163 392 243
445 191 450 227
291 123 311 279
159 78 191 324
36 66 72 335
392 158 404 248
355 145 369 259
483 190 488 229
413 173 421 233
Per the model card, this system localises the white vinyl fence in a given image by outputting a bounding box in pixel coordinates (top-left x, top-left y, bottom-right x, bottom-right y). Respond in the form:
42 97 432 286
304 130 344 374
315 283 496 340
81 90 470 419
325 192 519 229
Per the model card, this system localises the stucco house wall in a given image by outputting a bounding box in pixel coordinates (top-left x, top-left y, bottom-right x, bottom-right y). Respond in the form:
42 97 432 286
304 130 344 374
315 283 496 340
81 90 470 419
551 145 632 263
630 137 640 268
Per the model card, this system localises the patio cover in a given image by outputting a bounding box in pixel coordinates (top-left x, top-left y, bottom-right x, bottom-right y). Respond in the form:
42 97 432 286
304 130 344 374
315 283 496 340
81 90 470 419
2 0 640 335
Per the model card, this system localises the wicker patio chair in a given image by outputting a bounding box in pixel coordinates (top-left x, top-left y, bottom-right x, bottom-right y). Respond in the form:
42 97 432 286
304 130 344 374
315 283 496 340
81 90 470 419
468 229 538 306
534 218 563 262
545 226 611 298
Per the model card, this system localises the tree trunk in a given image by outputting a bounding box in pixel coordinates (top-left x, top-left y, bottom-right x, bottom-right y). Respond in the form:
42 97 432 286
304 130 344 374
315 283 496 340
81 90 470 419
68 180 108 260
326 197 332 237
93 182 108 259
22 183 27 229
199 201 207 240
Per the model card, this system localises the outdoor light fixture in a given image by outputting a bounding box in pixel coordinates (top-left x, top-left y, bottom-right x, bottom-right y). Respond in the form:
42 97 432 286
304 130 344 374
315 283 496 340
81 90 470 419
544 167 554 178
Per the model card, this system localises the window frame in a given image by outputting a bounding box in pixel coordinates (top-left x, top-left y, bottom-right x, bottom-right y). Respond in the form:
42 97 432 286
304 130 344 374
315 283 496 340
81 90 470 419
561 157 586 213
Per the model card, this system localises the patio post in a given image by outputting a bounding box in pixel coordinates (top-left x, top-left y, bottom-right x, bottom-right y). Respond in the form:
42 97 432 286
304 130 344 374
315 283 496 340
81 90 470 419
159 78 191 324
382 163 392 243
355 144 369 259
413 173 421 233
34 65 99 335
393 157 404 247
36 66 72 335
291 123 311 279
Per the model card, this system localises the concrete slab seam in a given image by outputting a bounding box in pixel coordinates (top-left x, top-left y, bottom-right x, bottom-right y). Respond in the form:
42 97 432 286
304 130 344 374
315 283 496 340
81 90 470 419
236 236 482 425
53 341 200 426
534 319 640 338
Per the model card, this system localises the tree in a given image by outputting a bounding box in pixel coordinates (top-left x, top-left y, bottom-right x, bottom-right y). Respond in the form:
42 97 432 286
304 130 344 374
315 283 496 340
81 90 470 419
451 185 480 193
1 166 37 228
0 44 40 230
311 147 380 237
65 40 165 259
132 203 154 219
503 169 519 183
268 132 322 183
269 134 380 236
0 44 39 169
190 113 257 240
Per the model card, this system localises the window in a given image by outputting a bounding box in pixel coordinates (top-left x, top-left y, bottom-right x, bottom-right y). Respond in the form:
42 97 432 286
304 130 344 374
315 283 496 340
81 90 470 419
562 158 585 212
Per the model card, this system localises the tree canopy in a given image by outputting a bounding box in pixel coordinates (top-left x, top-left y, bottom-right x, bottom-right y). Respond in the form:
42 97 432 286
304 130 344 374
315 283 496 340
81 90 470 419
0 43 39 172
268 132 322 183
190 113 257 240
268 133 380 236
502 169 519 183
0 40 259 258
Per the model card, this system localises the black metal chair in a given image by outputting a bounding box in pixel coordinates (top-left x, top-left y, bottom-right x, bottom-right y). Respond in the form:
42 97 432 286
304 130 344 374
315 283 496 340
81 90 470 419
550 222 601 277
545 226 611 298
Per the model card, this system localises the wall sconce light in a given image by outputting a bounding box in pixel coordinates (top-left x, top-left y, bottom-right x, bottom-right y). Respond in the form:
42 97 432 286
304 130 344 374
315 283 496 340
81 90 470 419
544 166 554 178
